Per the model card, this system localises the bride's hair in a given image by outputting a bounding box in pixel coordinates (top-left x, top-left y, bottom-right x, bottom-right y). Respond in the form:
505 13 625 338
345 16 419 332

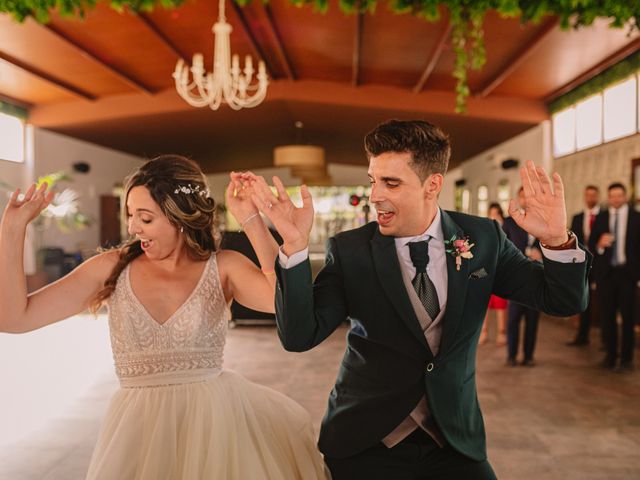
89 154 219 313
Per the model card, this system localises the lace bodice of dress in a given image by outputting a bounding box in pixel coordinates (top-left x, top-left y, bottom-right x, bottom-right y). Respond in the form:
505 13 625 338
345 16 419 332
107 255 229 382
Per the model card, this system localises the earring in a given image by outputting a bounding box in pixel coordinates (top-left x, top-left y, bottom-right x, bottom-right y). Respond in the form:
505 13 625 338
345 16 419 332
180 226 184 233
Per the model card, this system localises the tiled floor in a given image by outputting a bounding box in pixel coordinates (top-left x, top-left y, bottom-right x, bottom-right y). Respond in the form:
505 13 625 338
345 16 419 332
1 316 638 479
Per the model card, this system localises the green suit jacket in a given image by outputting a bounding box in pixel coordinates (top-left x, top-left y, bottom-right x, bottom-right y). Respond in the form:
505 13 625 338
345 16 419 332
274 210 591 460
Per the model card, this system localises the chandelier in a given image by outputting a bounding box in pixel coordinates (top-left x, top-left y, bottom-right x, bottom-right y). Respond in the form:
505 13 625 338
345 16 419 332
172 0 268 110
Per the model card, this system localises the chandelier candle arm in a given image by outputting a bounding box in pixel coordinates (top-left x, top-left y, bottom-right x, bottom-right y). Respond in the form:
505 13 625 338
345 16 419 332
173 0 269 111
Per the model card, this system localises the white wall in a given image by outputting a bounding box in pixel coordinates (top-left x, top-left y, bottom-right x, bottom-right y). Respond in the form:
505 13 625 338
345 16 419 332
33 128 143 255
554 133 640 217
454 123 550 215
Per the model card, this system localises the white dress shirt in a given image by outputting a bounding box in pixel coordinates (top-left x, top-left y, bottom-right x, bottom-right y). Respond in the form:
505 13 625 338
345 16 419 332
608 204 628 265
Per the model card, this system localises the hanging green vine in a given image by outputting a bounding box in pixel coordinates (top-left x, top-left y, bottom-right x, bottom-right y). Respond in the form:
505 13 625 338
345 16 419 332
1 0 638 113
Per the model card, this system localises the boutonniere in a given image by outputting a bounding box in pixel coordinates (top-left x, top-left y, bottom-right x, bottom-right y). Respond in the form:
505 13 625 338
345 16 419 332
444 235 475 271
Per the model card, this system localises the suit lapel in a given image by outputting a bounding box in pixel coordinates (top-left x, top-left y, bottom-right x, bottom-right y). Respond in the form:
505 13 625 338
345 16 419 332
371 228 433 355
439 211 470 356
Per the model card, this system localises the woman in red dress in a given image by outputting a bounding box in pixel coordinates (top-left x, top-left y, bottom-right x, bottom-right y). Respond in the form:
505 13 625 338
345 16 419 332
479 203 507 345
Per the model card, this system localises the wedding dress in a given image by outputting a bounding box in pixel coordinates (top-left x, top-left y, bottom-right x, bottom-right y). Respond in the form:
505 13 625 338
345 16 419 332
86 254 327 479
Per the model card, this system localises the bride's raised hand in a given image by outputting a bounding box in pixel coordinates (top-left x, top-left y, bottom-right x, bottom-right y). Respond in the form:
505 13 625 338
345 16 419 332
3 182 54 228
225 172 260 226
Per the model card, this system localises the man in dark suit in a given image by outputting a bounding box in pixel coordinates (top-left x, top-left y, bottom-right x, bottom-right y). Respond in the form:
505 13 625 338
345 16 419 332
502 187 543 367
253 120 590 479
589 183 640 371
567 185 600 346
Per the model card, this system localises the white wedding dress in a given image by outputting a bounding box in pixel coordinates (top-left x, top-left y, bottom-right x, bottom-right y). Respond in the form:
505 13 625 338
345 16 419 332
86 254 328 479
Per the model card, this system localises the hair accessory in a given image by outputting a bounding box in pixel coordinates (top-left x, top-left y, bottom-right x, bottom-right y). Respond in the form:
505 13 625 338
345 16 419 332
174 183 210 197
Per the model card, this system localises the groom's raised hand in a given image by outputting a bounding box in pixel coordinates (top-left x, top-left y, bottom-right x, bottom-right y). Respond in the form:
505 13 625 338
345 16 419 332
249 175 315 256
508 160 569 247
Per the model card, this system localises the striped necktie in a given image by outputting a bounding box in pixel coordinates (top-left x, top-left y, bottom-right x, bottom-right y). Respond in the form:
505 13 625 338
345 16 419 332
408 239 440 320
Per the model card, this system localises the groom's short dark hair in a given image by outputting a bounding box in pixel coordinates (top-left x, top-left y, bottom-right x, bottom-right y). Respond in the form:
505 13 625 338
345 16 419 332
364 119 451 182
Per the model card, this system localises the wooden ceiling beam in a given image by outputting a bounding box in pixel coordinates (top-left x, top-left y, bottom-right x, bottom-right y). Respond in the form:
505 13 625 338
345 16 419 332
29 80 548 128
413 22 451 93
476 17 559 98
544 37 640 103
41 23 156 95
0 50 96 101
262 4 295 80
352 12 364 87
137 13 190 62
229 1 277 78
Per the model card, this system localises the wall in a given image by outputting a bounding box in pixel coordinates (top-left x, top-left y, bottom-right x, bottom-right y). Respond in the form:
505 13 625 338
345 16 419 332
33 128 143 255
452 122 550 215
554 133 640 217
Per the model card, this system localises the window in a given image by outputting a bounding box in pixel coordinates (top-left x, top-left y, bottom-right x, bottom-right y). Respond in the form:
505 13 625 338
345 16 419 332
603 76 637 142
552 107 576 157
477 185 489 217
497 180 510 215
575 94 602 150
0 112 24 163
461 189 471 214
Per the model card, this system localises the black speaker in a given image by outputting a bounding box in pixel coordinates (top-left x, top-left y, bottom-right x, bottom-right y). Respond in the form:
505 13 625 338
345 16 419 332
501 158 519 170
72 162 90 173
455 179 466 187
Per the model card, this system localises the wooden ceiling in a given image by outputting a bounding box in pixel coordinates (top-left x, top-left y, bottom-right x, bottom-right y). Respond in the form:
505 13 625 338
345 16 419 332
1 0 638 172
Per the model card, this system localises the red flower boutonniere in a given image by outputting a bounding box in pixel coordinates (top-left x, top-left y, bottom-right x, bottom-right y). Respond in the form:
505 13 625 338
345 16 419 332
444 235 475 271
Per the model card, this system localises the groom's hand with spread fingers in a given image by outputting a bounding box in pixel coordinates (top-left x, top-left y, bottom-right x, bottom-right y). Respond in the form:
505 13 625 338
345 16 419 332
250 175 315 256
508 160 569 247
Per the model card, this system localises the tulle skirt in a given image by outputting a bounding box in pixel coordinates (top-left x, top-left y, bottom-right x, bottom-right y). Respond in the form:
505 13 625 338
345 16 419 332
86 369 328 479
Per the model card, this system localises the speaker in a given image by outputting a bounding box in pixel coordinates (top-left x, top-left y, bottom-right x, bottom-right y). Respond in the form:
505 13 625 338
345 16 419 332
455 179 466 187
72 162 90 173
501 158 519 170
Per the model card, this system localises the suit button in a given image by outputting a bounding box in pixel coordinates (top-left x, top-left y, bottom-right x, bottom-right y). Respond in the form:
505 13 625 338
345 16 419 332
426 362 434 373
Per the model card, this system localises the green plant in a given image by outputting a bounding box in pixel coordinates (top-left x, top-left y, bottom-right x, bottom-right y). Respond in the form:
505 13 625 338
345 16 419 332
1 0 638 113
0 171 92 232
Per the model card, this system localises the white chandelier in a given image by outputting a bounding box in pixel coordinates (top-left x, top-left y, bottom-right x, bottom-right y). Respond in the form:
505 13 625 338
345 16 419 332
172 0 268 110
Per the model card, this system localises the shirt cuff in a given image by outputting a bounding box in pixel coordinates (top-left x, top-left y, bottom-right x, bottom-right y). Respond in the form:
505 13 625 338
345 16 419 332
540 245 586 264
278 247 309 269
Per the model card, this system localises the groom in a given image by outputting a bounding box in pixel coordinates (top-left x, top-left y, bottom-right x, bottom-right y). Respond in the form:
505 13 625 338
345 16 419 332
252 120 590 479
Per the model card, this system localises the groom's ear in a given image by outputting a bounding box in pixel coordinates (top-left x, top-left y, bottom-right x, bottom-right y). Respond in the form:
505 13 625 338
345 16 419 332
423 173 444 200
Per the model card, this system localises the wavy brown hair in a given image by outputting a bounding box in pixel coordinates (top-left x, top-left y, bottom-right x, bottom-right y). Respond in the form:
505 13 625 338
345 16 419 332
89 154 219 312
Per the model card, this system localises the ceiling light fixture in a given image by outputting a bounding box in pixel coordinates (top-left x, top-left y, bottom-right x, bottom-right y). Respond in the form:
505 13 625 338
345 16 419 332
173 0 268 110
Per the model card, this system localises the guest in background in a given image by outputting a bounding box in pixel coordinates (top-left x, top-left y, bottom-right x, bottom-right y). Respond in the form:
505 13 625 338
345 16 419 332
479 203 507 346
567 185 600 346
589 183 640 372
503 187 542 367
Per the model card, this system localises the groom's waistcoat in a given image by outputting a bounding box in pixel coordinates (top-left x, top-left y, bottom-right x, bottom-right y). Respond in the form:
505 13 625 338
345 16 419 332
274 211 591 460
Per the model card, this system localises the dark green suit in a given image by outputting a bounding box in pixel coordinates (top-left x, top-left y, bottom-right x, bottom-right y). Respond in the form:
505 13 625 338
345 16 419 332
275 210 590 462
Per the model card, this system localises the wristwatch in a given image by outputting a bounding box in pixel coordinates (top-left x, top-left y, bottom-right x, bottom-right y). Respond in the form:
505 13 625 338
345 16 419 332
540 230 577 250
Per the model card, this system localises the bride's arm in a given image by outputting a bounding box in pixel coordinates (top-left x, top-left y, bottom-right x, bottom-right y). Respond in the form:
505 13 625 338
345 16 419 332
0 184 116 333
219 173 279 313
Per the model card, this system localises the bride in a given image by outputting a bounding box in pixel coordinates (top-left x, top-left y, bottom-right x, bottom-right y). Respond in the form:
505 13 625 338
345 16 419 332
0 155 328 479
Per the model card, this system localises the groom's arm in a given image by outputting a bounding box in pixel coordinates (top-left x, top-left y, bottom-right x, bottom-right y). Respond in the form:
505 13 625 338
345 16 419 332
274 237 348 352
492 221 592 316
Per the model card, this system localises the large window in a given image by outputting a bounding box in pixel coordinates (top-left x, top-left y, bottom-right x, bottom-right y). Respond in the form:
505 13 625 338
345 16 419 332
0 112 24 163
552 73 640 158
604 76 637 142
553 107 576 157
575 94 602 150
